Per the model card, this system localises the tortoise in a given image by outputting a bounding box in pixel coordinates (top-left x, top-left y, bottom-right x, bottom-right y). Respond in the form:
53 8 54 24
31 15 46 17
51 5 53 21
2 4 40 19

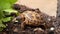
12 4 55 30
12 9 50 30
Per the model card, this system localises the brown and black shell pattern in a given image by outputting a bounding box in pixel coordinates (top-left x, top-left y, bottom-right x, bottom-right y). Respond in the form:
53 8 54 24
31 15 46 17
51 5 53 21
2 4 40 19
17 10 47 29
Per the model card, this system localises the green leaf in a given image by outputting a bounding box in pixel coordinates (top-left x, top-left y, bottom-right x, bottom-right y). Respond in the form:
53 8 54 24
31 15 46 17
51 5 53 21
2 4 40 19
0 11 4 19
2 17 11 22
0 2 11 10
0 20 6 28
0 0 17 10
8 0 17 4
0 28 4 31
0 20 2 24
0 24 6 28
0 0 17 31
3 9 18 15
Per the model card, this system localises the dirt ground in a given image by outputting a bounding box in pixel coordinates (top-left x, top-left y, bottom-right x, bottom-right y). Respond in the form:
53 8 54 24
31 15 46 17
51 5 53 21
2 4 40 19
16 0 57 17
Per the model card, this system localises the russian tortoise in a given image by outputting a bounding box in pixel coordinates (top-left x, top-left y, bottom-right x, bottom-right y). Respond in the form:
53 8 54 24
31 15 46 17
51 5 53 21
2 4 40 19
12 9 54 30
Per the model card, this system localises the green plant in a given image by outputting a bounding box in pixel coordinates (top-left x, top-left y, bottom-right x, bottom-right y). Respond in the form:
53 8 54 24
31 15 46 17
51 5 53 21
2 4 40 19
0 0 18 31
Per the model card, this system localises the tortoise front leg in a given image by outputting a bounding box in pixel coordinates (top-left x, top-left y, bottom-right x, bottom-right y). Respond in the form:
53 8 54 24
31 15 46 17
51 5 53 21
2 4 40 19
20 22 25 30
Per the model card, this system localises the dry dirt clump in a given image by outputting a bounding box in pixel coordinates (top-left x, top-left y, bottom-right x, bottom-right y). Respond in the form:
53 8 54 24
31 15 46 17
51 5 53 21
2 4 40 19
0 4 58 34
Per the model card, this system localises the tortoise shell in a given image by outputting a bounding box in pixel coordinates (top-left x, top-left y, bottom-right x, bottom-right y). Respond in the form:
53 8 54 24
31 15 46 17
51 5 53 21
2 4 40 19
20 11 45 25
16 10 47 30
